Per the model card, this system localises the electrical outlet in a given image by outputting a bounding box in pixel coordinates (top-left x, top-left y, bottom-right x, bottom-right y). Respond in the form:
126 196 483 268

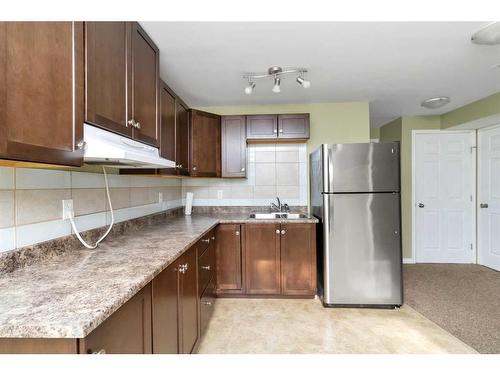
62 199 74 220
158 192 163 203
217 190 223 199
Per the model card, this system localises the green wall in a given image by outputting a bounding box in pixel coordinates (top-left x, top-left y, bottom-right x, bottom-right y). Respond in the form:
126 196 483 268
380 115 441 259
441 92 500 129
196 102 371 152
369 127 380 139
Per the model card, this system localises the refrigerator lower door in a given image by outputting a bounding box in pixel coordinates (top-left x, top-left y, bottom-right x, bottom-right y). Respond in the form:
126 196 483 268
323 192 402 306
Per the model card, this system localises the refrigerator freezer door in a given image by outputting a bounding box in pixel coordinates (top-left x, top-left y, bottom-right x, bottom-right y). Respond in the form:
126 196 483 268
326 143 400 193
324 192 402 306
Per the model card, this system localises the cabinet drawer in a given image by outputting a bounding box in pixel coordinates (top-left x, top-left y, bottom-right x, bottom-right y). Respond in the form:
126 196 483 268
200 278 215 337
198 241 215 296
197 229 215 255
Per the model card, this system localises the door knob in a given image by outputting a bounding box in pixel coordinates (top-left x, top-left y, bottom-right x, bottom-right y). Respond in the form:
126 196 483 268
480 203 489 208
418 203 425 208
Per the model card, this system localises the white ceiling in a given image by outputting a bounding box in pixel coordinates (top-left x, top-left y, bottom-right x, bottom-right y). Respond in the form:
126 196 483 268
140 22 500 127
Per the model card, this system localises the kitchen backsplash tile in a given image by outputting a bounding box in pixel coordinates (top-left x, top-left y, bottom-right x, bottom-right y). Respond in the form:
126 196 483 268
0 166 182 253
182 143 308 207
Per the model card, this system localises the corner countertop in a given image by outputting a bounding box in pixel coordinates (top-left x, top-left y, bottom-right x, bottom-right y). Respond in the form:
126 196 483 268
0 213 318 339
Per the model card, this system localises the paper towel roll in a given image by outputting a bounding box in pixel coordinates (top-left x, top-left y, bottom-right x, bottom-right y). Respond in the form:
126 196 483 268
185 192 193 215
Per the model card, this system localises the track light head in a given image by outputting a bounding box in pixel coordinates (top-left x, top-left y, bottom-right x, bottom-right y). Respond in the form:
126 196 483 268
272 76 281 93
296 76 311 88
244 82 256 95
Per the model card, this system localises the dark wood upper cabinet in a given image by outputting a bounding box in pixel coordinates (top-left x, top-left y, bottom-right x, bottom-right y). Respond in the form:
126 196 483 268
190 109 221 177
221 116 247 178
246 115 278 139
281 223 317 296
216 224 243 293
278 114 310 139
131 23 159 147
158 81 177 175
152 262 179 354
244 224 281 295
0 22 84 166
79 283 152 354
176 102 190 176
85 22 131 137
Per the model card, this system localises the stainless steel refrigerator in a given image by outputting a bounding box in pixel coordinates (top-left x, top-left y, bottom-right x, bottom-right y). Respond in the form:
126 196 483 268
310 143 402 308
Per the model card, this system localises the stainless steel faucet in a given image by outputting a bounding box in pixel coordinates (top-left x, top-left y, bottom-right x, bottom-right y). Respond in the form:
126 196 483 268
270 197 289 212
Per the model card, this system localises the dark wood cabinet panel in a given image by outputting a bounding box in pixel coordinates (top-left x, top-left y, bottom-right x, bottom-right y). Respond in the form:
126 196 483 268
246 115 278 139
216 224 243 293
131 23 159 147
190 109 221 177
152 262 179 354
79 283 152 354
278 114 310 139
199 240 215 297
221 116 247 178
244 224 281 295
0 22 84 166
158 81 177 175
178 247 199 354
0 338 78 354
199 278 215 337
281 224 317 296
85 22 131 137
176 102 190 175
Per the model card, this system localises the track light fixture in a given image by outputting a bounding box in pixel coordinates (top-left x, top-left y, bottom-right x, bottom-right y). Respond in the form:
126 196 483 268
243 66 309 95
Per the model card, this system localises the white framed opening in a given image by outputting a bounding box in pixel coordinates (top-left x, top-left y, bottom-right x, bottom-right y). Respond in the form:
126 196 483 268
412 130 476 264
478 124 500 271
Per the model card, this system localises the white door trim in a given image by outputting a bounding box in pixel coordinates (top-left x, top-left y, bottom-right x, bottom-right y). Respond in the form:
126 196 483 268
477 124 500 269
411 129 477 264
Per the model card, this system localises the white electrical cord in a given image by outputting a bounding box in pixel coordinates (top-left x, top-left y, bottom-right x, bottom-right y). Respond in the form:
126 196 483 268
69 166 115 249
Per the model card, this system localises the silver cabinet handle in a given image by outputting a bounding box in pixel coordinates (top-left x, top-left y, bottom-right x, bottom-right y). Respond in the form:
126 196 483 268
127 119 135 128
179 263 189 274
92 349 106 354
77 141 87 151
201 265 211 271
279 128 283 133
276 229 280 234
176 164 183 169
480 203 489 208
235 231 240 236
211 236 215 240
192 166 197 171
201 238 210 243
273 128 277 133
135 121 141 129
281 229 286 235
418 203 424 208
202 301 213 306
241 167 245 172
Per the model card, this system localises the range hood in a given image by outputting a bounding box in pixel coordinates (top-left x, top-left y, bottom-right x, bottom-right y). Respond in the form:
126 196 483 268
83 123 175 168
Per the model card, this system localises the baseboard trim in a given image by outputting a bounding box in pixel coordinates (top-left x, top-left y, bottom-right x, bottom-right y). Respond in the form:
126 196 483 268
403 258 415 264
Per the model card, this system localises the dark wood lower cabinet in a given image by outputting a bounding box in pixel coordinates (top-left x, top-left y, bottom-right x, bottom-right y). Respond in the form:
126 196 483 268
244 224 281 295
179 247 199 354
216 224 243 294
79 283 152 354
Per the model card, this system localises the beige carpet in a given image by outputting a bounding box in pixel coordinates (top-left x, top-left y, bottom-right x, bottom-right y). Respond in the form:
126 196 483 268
404 264 500 354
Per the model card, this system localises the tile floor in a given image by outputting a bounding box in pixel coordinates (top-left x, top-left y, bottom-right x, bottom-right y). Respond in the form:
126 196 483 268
196 298 476 354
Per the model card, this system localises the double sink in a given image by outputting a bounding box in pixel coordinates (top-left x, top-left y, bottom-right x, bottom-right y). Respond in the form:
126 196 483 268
249 212 309 219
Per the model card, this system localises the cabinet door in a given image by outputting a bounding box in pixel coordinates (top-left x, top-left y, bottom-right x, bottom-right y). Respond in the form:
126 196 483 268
246 115 278 139
0 22 84 166
221 116 247 178
190 110 221 177
79 283 152 354
152 262 179 354
158 81 177 175
216 224 243 293
244 224 281 294
178 247 199 354
131 22 159 147
278 114 310 139
281 224 317 296
176 102 190 176
199 240 215 297
85 22 131 137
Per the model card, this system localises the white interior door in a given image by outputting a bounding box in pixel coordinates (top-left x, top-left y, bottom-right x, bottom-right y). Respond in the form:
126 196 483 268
414 132 475 263
478 125 500 271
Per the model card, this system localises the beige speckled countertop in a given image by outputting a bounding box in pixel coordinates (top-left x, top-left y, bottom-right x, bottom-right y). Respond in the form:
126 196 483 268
0 213 317 339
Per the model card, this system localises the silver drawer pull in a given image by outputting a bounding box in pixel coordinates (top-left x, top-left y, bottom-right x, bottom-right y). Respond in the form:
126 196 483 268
201 238 210 243
92 349 106 354
276 229 280 234
235 231 240 236
202 301 213 306
211 236 215 240
179 263 189 274
201 265 211 271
